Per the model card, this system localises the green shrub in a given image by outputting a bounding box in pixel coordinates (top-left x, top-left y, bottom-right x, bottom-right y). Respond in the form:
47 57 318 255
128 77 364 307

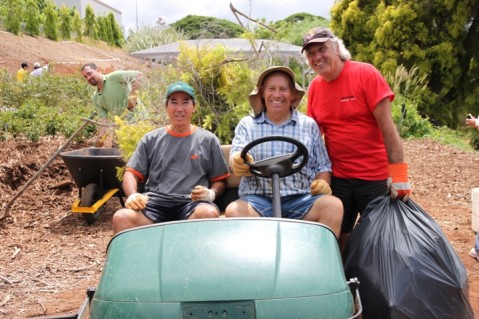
391 97 433 138
0 71 96 141
429 126 472 151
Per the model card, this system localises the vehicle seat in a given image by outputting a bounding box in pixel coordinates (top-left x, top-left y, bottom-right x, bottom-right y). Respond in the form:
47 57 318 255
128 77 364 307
214 145 240 213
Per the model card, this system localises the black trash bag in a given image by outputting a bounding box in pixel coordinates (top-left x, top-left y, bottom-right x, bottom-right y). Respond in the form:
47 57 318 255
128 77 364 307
344 195 475 319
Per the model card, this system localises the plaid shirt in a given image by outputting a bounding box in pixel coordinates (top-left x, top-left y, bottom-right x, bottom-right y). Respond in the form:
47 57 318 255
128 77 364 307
231 110 331 198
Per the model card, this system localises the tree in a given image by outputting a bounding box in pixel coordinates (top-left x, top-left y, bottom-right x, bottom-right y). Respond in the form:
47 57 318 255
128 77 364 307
107 12 124 47
330 0 479 128
97 16 112 44
5 0 23 35
175 43 254 143
35 0 47 12
123 24 185 53
72 9 82 42
171 15 244 39
25 0 40 36
59 4 72 40
83 4 98 39
43 0 58 40
271 13 329 46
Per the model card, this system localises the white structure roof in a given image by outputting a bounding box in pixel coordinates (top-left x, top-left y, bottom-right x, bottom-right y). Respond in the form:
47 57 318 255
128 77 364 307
130 38 303 61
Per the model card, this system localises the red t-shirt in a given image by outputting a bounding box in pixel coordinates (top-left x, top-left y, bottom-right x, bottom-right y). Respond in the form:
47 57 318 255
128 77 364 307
307 61 394 180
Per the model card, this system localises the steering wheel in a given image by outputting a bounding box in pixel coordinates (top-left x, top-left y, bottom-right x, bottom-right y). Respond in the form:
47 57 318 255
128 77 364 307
240 136 308 178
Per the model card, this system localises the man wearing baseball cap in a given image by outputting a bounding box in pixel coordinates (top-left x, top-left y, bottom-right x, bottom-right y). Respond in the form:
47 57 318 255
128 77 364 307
112 81 229 235
30 62 44 77
302 27 412 250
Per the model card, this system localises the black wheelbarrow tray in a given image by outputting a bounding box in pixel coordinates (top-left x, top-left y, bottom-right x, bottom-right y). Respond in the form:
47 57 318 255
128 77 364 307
59 147 125 224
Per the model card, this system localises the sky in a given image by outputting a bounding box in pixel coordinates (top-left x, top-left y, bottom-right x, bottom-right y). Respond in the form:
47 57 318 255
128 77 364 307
101 0 335 32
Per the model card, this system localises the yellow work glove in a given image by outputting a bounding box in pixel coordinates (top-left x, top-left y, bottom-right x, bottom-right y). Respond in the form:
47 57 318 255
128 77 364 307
388 162 412 201
230 152 254 177
310 179 332 195
125 193 149 211
191 185 216 202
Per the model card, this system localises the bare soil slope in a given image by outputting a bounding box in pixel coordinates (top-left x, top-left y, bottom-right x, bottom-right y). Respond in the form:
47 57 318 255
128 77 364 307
0 30 143 76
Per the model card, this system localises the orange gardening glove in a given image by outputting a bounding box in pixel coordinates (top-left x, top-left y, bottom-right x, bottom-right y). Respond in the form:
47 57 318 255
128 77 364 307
388 163 412 201
310 179 332 195
230 152 254 176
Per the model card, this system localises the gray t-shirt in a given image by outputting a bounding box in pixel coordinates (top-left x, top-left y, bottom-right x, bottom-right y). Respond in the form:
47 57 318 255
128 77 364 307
127 126 228 199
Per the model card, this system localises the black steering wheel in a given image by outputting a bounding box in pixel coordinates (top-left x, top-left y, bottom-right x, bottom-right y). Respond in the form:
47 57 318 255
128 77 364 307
240 136 308 178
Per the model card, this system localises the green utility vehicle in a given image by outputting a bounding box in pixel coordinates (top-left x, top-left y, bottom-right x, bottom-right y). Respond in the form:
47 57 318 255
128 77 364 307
40 136 362 319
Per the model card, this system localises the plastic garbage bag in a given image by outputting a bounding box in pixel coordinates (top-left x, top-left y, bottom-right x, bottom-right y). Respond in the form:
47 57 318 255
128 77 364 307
344 196 475 319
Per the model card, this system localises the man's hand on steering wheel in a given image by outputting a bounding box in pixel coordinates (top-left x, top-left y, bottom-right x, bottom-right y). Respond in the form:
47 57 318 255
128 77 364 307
230 152 254 176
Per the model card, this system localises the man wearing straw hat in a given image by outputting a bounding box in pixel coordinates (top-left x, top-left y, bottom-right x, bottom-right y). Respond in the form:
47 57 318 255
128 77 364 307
225 66 343 238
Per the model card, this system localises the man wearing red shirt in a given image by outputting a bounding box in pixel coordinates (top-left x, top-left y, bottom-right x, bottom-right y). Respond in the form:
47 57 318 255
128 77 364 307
302 27 412 251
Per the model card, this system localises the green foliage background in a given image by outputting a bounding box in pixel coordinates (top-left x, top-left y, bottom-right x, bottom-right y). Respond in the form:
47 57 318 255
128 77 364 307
0 70 95 142
0 0 124 47
330 0 479 128
0 2 477 154
171 15 244 39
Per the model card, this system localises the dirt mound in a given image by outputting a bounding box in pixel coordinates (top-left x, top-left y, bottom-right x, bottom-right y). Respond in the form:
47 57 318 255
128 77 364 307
0 30 144 76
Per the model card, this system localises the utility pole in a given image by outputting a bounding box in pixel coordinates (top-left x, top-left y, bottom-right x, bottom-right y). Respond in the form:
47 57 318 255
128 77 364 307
136 0 139 31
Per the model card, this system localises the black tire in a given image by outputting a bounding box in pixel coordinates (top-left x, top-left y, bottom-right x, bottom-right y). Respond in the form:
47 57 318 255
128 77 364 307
79 183 104 225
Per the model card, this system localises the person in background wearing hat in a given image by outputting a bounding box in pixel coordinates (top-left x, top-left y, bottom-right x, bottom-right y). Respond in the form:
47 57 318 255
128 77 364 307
30 62 44 77
111 81 229 235
225 66 343 238
80 63 144 146
16 62 29 82
301 27 412 250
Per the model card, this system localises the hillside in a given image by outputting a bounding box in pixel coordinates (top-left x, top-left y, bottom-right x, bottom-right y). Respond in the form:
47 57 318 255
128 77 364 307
0 30 144 76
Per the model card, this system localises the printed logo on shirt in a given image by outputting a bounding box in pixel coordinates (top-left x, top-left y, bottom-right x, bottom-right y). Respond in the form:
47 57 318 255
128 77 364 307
340 95 356 102
191 154 199 160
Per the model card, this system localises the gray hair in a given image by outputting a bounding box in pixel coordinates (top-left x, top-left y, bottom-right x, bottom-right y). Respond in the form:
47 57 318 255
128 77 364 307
331 37 352 61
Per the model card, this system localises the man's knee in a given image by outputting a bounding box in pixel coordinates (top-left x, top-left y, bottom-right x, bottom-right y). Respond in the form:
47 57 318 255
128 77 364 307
191 204 220 219
112 208 147 234
112 208 133 223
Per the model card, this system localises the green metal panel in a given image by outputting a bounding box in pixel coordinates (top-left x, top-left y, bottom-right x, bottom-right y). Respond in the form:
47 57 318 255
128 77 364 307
90 218 355 318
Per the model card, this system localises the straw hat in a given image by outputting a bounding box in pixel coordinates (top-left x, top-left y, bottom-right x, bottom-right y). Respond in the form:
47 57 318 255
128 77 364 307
248 66 305 116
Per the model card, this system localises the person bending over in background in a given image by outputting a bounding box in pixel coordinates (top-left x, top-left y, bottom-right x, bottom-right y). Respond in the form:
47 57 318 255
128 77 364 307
30 62 45 77
225 66 343 238
112 81 229 235
302 27 412 251
80 63 144 146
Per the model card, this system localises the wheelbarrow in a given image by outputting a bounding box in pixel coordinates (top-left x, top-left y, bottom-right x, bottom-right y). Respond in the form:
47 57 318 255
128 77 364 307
59 147 125 224
37 136 362 318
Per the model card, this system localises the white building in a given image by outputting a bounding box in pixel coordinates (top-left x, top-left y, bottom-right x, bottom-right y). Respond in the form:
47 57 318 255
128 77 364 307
53 0 121 25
